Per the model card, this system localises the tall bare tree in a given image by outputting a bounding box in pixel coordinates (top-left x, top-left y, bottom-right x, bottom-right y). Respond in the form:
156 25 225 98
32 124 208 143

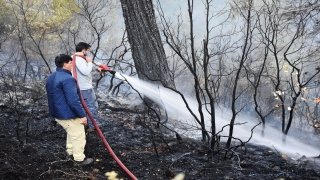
120 0 175 89
225 0 255 148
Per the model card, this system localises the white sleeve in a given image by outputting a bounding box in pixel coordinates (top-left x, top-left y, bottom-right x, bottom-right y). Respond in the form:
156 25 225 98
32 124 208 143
75 56 93 75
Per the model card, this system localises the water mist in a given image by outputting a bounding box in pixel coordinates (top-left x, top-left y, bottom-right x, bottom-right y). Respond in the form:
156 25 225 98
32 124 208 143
114 73 319 157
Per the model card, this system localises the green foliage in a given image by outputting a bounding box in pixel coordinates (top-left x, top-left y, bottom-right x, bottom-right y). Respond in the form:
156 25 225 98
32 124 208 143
9 0 79 32
51 0 80 25
0 0 14 40
6 0 80 44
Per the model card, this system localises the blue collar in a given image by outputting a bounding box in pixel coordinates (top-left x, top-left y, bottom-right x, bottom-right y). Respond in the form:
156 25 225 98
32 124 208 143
56 67 72 75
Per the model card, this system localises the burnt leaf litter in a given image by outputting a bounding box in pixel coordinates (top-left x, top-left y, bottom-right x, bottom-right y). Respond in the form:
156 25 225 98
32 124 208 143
0 88 320 180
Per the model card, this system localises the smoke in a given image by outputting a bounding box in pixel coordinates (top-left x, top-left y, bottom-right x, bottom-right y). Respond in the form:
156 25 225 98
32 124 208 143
115 73 319 157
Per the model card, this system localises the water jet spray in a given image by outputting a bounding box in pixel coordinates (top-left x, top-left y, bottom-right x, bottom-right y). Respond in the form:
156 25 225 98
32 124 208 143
112 74 320 158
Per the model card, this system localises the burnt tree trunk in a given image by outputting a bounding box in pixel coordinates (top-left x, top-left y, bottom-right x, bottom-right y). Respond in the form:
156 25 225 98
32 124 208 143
120 0 175 89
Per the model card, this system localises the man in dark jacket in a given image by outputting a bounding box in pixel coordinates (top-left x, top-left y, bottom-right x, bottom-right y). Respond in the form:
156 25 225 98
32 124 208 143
46 54 93 166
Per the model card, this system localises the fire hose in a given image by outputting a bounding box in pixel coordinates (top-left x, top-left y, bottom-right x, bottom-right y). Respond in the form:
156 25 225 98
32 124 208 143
72 54 138 180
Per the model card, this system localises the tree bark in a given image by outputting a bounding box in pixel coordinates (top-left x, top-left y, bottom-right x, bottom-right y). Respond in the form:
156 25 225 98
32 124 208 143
120 0 175 88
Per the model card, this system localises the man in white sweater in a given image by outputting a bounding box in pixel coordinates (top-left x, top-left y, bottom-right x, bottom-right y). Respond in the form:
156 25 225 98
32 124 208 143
72 42 101 132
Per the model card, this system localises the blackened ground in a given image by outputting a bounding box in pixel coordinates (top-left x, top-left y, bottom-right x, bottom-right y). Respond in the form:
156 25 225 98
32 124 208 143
0 103 320 180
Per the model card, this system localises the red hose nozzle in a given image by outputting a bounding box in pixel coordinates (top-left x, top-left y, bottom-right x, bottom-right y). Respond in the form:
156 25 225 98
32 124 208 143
99 64 111 71
94 62 115 74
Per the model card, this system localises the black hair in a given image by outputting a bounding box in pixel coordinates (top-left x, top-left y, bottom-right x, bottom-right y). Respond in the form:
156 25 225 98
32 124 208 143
55 54 72 68
75 42 91 52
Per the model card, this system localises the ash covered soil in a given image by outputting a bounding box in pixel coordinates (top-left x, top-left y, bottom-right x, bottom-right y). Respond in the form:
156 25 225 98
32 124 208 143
1 98 320 180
